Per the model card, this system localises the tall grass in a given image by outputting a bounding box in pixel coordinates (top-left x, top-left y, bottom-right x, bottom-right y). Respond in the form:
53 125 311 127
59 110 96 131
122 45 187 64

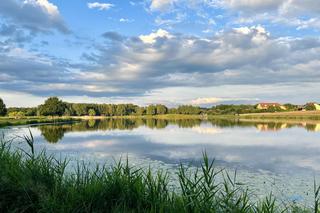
0 133 318 212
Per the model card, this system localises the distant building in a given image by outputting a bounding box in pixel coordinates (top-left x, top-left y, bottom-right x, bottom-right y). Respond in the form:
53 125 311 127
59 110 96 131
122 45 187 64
256 103 286 110
306 102 320 111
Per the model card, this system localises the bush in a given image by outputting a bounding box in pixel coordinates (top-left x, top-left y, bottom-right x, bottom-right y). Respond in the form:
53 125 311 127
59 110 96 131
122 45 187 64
8 111 25 119
88 109 96 116
0 98 7 116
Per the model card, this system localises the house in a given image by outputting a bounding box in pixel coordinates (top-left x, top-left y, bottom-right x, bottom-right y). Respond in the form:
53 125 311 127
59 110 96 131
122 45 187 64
305 102 320 111
256 103 286 110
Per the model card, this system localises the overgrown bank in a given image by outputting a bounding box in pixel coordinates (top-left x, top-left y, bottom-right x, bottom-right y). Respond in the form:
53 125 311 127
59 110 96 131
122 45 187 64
0 117 78 128
0 136 318 212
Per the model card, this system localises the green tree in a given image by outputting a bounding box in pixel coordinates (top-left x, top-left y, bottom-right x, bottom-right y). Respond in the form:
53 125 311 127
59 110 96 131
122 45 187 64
72 104 88 116
109 105 116 116
116 105 127 116
0 98 7 116
88 109 96 116
38 97 66 116
177 105 201 114
305 103 316 111
284 103 297 111
156 104 168 115
135 107 145 115
146 105 156 115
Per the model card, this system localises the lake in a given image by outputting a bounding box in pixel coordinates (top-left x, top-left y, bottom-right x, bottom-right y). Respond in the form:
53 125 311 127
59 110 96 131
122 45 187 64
2 118 320 205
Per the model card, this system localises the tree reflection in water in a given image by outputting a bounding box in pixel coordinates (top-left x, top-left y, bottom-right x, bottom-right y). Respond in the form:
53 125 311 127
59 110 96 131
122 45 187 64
37 118 320 143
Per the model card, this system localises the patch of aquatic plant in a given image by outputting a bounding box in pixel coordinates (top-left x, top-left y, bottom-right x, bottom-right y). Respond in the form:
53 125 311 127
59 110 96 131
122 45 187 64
0 132 318 212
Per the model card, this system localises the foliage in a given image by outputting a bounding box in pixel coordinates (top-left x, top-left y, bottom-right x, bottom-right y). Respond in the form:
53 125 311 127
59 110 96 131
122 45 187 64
146 105 157 115
174 105 201 115
305 103 316 111
209 104 258 115
0 98 7 116
0 136 315 213
7 107 37 116
284 103 298 111
0 117 77 128
88 109 96 116
39 125 66 143
38 97 66 116
5 96 320 117
155 104 168 115
8 111 25 119
135 107 145 115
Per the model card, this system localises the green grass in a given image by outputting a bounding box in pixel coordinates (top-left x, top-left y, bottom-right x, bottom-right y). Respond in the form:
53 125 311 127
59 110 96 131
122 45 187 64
0 134 319 212
0 117 78 128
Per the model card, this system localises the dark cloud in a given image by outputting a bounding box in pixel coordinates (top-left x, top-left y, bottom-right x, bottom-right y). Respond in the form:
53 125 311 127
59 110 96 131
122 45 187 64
102 31 124 42
1 27 320 99
0 0 69 34
0 23 33 44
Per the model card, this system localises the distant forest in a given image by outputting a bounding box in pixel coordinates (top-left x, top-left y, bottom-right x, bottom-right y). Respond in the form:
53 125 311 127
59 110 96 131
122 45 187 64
0 97 318 117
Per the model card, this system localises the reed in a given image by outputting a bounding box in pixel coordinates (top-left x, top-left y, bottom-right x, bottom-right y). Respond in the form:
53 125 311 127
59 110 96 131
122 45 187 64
0 133 316 212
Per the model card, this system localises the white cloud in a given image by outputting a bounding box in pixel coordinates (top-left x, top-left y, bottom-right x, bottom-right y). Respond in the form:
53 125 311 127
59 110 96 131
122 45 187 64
234 25 269 44
87 2 114 10
2 26 320 105
139 29 174 44
191 97 255 105
220 0 320 30
119 18 133 23
223 0 282 11
24 0 60 16
0 90 44 107
191 97 224 105
150 0 175 11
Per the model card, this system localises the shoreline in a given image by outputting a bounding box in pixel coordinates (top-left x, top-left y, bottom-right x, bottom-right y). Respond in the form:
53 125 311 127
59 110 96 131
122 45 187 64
1 111 320 128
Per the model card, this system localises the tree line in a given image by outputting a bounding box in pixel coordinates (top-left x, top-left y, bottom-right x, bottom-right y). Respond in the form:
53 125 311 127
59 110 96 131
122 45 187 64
0 97 319 117
1 97 203 117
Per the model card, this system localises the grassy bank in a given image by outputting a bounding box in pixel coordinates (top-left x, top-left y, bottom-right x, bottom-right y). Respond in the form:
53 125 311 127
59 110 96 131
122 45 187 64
0 135 318 212
239 111 320 120
0 117 78 128
76 114 204 120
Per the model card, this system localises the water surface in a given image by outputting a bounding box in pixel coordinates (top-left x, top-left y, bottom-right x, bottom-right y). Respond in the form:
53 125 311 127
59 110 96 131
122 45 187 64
2 118 320 205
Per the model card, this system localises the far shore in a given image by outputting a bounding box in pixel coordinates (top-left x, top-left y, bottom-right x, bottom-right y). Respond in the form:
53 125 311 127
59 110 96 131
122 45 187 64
1 111 320 128
239 110 320 120
76 110 320 120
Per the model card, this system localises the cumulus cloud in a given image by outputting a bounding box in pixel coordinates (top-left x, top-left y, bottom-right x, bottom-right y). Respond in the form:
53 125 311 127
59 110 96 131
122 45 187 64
222 0 282 11
87 2 114 10
0 0 69 33
119 18 133 23
139 29 174 44
75 26 320 98
220 0 320 14
2 26 320 104
148 0 320 30
220 0 320 30
149 0 175 11
191 97 256 105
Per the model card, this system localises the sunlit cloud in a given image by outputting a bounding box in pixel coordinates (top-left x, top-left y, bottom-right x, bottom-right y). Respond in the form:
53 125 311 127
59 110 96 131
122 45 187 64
87 2 114 10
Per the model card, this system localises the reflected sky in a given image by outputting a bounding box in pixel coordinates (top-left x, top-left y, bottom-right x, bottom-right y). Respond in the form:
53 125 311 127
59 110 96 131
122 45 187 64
2 119 320 174
2 118 320 204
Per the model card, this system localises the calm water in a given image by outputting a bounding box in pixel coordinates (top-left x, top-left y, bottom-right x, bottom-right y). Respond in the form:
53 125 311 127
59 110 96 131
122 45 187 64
2 118 320 205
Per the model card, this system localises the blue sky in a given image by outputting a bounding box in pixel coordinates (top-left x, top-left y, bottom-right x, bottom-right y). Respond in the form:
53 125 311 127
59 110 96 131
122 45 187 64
0 0 320 107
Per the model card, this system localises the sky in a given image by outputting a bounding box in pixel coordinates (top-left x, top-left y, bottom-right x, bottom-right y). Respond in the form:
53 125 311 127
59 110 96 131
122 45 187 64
0 0 320 107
